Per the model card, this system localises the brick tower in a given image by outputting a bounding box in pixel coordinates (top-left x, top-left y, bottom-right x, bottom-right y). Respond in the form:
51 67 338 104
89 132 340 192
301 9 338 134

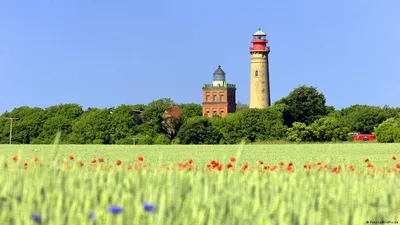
249 28 271 108
202 65 236 118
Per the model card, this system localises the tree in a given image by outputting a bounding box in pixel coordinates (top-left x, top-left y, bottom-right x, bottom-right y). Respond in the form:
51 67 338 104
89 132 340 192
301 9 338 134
177 116 222 144
212 107 287 144
109 104 138 144
341 105 393 134
309 117 350 142
286 122 313 142
0 107 46 144
69 108 112 144
36 104 83 143
374 115 400 143
236 101 249 112
177 103 202 123
139 98 175 137
275 85 329 126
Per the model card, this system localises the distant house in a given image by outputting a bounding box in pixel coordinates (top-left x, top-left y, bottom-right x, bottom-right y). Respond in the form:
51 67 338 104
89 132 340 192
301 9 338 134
163 106 182 139
351 133 376 141
132 110 144 125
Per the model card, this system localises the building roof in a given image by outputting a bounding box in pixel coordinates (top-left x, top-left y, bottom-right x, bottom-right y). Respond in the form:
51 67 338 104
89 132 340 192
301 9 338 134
213 65 225 75
253 28 266 36
164 106 181 119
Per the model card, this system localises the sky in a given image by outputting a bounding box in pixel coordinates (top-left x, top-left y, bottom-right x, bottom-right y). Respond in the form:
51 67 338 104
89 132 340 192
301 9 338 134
1 1 400 113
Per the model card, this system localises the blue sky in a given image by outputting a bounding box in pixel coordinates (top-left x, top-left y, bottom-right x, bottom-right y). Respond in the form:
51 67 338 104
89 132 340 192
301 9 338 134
1 1 399 113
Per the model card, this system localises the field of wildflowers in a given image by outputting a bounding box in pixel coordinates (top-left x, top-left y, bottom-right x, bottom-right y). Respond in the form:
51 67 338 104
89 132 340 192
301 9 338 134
0 141 399 224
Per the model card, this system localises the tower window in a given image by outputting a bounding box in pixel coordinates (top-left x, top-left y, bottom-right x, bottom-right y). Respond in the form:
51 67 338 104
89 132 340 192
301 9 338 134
213 95 217 102
220 95 223 101
206 95 209 101
255 71 258 77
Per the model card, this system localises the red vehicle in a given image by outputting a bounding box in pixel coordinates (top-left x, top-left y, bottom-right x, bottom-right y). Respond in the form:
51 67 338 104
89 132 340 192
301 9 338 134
351 133 376 141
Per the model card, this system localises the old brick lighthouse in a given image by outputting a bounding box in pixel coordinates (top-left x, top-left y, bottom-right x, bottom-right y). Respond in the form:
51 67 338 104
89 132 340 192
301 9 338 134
202 65 237 118
249 28 271 108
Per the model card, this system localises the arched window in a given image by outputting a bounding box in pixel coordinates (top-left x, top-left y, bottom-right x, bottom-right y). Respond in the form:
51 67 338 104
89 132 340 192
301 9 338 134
255 71 258 77
213 95 217 102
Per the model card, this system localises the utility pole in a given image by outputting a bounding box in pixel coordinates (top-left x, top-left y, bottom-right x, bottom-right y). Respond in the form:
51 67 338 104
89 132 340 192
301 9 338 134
6 117 19 144
128 137 141 145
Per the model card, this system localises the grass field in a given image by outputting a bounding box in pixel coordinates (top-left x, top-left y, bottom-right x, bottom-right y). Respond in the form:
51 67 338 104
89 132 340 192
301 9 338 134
0 143 399 224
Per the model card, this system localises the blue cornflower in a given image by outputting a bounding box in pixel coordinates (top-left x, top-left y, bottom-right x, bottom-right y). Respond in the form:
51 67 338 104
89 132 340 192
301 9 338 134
143 203 156 212
108 206 123 214
30 214 42 223
88 211 96 221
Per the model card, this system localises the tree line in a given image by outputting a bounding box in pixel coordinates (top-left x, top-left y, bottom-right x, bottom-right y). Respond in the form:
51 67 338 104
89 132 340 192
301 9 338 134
1 85 400 144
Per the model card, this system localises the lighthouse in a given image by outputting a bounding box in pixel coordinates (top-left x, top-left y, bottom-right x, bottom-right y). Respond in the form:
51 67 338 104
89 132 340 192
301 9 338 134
249 28 271 108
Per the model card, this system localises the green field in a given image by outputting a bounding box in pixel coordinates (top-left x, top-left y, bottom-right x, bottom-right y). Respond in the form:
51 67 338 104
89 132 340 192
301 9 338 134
0 143 399 225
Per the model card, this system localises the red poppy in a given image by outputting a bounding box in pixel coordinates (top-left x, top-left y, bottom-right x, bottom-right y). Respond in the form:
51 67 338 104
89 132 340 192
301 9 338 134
76 161 84 167
258 160 263 165
33 157 39 162
364 158 369 162
317 161 321 165
227 163 233 169
127 165 133 170
12 156 18 162
303 164 307 169
348 165 355 171
92 163 98 168
66 165 72 170
396 164 400 169
116 160 122 165
23 162 28 167
98 158 104 163
263 165 270 170
91 159 96 163
138 156 144 162
392 156 397 160
279 161 284 166
367 163 374 168
230 157 236 163
288 162 293 167
216 164 223 171
332 167 338 173
69 155 74 160
188 159 193 164
241 162 248 170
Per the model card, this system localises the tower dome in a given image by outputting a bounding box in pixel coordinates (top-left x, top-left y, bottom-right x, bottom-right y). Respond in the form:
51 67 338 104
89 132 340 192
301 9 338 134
213 65 226 82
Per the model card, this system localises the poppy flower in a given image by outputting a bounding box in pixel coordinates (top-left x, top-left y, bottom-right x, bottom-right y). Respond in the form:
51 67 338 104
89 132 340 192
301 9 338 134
227 163 233 169
33 157 39 162
116 160 122 165
348 165 355 171
396 164 400 169
108 206 123 214
216 164 223 171
279 161 284 166
263 165 270 170
317 161 321 165
69 155 74 160
230 157 236 163
288 162 293 167
367 163 374 168
241 162 248 170
138 156 144 162
91 159 96 163
23 162 28 167
98 158 104 163
12 156 18 162
364 158 369 162
303 164 307 169
257 160 263 165
188 159 193 164
392 156 396 160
